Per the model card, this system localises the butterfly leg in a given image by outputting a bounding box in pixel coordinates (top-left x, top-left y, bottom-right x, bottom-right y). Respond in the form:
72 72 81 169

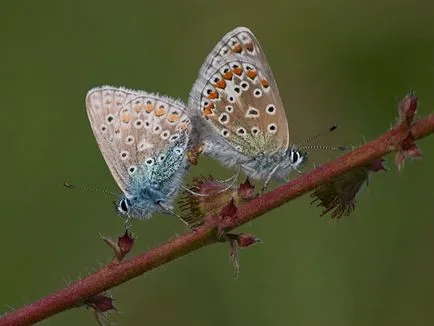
182 166 241 197
158 202 190 227
215 167 240 186
261 164 280 194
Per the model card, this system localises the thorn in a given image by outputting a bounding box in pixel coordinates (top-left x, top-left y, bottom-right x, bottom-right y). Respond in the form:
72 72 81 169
237 177 256 200
101 230 134 264
84 294 116 313
220 198 237 222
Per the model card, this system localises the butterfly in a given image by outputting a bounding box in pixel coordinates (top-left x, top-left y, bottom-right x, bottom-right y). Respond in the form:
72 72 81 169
188 27 307 187
86 86 192 220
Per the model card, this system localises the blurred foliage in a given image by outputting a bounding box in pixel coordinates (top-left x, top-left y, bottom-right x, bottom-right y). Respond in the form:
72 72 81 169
1 0 434 325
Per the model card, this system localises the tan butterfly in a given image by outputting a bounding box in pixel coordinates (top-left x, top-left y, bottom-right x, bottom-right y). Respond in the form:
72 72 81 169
188 27 306 186
86 86 192 219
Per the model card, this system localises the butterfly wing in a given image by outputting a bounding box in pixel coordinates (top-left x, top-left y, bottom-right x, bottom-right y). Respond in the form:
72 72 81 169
189 27 289 157
86 86 191 194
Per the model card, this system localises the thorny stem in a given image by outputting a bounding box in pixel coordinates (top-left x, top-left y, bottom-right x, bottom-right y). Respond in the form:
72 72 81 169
1 113 433 326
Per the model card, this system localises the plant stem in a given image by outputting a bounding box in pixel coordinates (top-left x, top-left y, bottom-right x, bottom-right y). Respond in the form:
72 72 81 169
1 113 433 326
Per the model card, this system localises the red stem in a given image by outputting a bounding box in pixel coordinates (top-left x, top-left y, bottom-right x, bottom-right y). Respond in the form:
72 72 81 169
1 113 433 326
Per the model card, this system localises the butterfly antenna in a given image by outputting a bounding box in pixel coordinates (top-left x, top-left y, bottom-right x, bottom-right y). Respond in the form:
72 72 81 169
297 125 338 147
298 144 347 151
63 182 118 197
296 125 347 151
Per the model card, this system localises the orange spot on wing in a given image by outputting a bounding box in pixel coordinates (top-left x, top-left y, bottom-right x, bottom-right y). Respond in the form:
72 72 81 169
179 122 189 130
232 67 243 76
133 105 142 113
223 71 233 80
260 79 269 88
246 42 254 51
145 102 153 113
202 103 214 117
232 44 242 53
215 80 226 89
121 114 131 123
168 113 180 123
208 91 219 99
247 70 257 79
155 106 167 117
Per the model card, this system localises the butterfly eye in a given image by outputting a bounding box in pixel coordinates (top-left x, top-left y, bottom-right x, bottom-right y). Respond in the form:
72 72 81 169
266 104 276 115
290 151 300 164
225 105 234 113
158 154 166 162
117 198 130 214
233 86 241 94
267 123 277 134
153 125 162 134
240 82 249 90
128 165 137 175
100 125 107 133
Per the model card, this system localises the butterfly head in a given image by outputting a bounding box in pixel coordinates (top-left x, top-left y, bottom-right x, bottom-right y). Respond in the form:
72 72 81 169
283 149 307 171
115 186 170 219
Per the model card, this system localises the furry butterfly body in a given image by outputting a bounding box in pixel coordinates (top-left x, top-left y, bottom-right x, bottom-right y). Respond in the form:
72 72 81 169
86 86 192 219
189 27 306 184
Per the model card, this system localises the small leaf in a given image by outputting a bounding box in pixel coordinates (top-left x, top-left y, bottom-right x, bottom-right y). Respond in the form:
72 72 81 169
311 158 385 218
399 90 418 126
394 91 422 171
227 233 262 248
225 233 262 278
101 230 134 264
84 294 116 313
395 133 422 171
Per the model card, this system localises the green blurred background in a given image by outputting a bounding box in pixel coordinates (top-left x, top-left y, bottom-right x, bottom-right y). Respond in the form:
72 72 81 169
2 0 434 325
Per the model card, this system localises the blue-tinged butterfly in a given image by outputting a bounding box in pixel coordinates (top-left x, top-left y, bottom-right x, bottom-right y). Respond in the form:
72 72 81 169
86 86 192 220
188 27 309 188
